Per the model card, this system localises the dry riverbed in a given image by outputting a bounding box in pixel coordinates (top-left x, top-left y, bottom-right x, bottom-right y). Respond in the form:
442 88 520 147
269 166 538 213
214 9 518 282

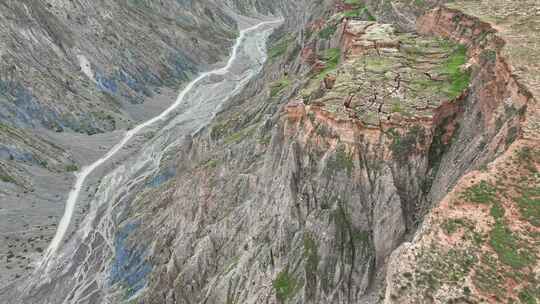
0 88 179 287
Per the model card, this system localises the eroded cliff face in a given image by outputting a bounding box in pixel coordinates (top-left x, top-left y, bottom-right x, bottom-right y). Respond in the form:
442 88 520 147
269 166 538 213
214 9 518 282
65 1 508 303
384 4 540 303
126 1 538 303
2 0 538 303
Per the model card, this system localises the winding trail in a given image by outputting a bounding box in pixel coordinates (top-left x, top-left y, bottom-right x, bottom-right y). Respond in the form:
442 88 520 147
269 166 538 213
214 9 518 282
42 19 283 265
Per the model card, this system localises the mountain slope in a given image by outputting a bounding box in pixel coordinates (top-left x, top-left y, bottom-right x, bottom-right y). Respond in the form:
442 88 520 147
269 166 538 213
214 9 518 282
1 0 539 303
0 0 303 291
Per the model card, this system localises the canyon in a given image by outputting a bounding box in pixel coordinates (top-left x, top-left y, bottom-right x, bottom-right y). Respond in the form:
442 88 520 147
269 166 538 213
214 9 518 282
0 0 538 303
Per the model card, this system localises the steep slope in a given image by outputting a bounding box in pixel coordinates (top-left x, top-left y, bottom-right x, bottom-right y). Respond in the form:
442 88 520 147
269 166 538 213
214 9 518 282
0 0 238 285
384 2 540 303
0 0 238 132
0 0 303 291
118 1 536 303
1 0 538 303
21 1 477 302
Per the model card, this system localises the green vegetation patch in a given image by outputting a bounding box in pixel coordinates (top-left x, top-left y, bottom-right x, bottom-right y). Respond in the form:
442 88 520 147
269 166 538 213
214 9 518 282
389 126 425 162
223 126 256 145
425 115 459 193
441 218 472 234
439 44 471 99
391 101 403 113
490 201 505 220
270 77 291 97
211 120 233 139
0 173 15 184
440 217 484 246
362 55 396 74
516 186 540 227
461 181 497 204
303 234 319 275
480 49 497 64
444 149 540 299
517 147 539 173
258 134 272 146
316 48 341 79
404 38 470 100
519 287 539 304
273 269 299 302
341 1 376 20
65 164 79 172
489 222 536 269
211 117 246 141
416 248 477 292
473 254 506 296
460 180 536 269
268 35 294 60
327 144 354 176
318 24 337 40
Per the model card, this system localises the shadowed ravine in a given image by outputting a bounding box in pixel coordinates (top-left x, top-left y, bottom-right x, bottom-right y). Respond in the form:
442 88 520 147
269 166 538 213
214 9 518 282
9 18 281 304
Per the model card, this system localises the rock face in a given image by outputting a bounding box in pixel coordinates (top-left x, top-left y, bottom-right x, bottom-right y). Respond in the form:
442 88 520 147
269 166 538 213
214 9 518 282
384 3 540 303
363 0 450 32
1 0 539 303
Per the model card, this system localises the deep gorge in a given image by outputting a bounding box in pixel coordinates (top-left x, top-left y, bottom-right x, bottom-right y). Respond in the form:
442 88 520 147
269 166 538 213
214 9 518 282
0 1 538 303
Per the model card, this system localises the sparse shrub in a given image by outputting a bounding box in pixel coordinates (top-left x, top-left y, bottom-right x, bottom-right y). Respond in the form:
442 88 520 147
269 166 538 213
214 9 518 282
270 77 290 97
273 270 298 302
268 35 293 59
316 48 341 79
0 174 15 183
518 288 538 304
516 187 540 227
489 222 535 269
461 181 497 204
441 218 469 234
65 164 79 172
327 145 354 176
318 24 337 39
303 234 319 275
389 126 424 162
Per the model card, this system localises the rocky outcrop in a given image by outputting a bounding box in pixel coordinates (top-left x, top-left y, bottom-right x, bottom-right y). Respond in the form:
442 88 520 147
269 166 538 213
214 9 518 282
72 4 481 303
362 0 450 31
383 4 539 303
134 3 538 303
